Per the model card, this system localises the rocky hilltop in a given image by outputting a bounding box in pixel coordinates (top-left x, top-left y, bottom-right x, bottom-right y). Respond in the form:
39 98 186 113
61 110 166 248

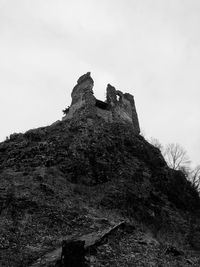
0 73 200 266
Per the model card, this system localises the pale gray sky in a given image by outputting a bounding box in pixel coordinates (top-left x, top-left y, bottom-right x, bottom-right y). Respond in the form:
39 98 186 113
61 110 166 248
0 0 199 165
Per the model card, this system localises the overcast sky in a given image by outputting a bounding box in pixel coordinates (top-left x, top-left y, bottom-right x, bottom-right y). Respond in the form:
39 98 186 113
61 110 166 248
0 0 199 166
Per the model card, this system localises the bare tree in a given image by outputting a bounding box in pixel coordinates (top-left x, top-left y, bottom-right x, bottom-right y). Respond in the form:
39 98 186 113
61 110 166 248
189 165 200 191
148 138 199 192
164 143 190 170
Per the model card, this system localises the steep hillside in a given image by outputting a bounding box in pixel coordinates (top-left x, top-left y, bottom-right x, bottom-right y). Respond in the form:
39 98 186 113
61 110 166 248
1 119 200 266
1 73 200 266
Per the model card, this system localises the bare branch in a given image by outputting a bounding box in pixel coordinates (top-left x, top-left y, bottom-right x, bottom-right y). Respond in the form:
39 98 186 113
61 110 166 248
164 143 190 170
189 165 200 191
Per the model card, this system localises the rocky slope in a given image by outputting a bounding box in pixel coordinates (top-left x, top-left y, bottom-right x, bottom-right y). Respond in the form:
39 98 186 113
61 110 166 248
0 112 200 266
0 120 200 267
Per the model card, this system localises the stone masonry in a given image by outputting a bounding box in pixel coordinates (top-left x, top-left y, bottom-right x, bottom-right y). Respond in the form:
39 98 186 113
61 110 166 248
63 72 140 134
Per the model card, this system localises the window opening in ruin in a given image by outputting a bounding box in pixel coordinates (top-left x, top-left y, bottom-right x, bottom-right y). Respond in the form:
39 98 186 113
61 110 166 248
116 95 120 101
95 99 109 110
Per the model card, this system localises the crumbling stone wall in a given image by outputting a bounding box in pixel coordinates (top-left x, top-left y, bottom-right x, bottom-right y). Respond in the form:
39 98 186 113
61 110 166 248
63 72 140 134
106 84 140 133
63 72 96 120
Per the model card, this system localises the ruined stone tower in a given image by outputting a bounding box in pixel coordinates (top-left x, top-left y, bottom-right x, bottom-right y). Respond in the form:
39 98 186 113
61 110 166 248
63 72 140 134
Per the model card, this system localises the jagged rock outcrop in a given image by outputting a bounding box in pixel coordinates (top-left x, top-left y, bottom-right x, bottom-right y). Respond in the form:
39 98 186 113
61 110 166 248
63 72 140 134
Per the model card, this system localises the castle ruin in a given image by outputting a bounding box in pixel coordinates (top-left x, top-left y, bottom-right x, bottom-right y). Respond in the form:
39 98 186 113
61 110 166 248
63 72 140 134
